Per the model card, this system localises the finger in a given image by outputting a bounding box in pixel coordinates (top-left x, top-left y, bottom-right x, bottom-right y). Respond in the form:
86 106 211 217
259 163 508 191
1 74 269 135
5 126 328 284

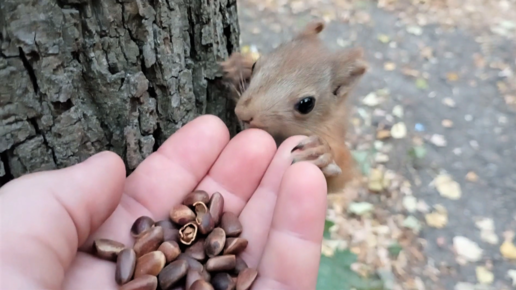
253 162 327 290
82 115 231 249
194 128 277 213
237 135 306 267
0 151 125 289
125 114 231 217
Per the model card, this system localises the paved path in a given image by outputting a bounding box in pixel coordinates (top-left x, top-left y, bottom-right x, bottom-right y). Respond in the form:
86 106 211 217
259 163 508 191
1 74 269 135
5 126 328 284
237 1 516 288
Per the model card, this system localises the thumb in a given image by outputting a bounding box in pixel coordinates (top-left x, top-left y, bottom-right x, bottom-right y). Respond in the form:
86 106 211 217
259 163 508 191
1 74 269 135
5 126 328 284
0 151 126 289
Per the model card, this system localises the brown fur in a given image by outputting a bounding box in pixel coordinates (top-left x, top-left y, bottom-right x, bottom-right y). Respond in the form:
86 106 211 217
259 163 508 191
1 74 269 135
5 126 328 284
220 20 368 194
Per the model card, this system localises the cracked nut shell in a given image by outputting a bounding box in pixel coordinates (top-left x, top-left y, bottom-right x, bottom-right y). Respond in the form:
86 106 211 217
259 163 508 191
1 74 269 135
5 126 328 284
179 222 198 245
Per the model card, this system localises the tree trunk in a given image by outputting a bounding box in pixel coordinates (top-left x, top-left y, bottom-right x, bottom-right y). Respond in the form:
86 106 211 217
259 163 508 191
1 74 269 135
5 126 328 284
0 0 241 186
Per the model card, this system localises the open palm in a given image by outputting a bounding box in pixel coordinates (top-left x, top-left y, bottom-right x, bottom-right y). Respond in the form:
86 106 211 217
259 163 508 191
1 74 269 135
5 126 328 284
0 115 327 290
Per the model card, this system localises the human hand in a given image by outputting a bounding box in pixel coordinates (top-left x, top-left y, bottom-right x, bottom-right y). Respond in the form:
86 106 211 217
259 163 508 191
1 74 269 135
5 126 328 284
0 115 327 290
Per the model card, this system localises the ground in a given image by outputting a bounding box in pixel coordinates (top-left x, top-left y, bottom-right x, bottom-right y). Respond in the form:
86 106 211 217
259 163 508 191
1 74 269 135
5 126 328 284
235 0 516 289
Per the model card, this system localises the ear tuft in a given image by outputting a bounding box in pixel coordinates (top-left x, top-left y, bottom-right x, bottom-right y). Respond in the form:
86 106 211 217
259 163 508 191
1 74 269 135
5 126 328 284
300 20 325 37
332 47 368 99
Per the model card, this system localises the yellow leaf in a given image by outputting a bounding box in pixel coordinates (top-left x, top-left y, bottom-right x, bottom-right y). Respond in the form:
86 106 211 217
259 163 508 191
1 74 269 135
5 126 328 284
446 72 459 82
368 168 384 192
466 171 479 182
425 205 448 228
434 174 462 200
384 62 396 71
378 34 390 43
476 266 494 285
501 239 516 260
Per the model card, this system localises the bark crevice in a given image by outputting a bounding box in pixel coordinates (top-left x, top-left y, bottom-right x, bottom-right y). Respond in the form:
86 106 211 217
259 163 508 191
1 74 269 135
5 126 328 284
0 0 241 186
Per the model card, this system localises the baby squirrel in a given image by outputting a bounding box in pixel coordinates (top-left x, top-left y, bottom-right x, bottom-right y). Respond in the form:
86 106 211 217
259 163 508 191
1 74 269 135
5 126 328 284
219 20 368 193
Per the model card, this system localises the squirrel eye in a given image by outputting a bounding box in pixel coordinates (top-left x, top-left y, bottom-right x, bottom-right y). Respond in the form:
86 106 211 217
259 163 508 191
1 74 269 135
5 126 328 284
295 96 316 114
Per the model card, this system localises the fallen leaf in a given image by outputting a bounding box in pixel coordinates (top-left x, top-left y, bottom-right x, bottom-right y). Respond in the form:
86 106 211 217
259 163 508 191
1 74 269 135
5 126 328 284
453 236 483 262
407 25 423 35
508 270 516 286
403 216 421 233
425 205 448 228
447 72 460 82
409 145 427 159
388 243 403 257
475 218 498 244
500 233 516 260
384 62 396 71
430 134 447 147
434 173 462 200
466 171 479 182
368 168 385 192
375 152 389 163
442 119 454 128
363 92 382 107
348 202 374 216
403 196 417 213
378 34 390 43
454 282 475 290
376 129 391 140
391 122 407 139
443 98 456 107
392 105 404 118
416 78 428 89
476 266 494 285
420 47 433 59
402 67 420 77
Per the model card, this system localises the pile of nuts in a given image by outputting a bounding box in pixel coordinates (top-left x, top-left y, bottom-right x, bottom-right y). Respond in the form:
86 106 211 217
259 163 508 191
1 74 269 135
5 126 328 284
92 190 258 290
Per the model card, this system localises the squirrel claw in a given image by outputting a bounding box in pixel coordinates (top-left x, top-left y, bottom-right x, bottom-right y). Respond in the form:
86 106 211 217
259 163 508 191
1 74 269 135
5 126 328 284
291 135 342 177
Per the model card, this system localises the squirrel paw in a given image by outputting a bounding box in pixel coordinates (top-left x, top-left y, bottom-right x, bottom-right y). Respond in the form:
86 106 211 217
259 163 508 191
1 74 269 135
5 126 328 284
291 135 342 177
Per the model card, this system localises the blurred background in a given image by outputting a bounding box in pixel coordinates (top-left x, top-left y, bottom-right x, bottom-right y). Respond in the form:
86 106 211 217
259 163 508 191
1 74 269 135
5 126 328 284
234 0 516 289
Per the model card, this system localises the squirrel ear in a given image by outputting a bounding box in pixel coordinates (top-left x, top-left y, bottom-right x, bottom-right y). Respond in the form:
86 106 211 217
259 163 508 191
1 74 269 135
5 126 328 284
331 47 368 99
298 20 325 37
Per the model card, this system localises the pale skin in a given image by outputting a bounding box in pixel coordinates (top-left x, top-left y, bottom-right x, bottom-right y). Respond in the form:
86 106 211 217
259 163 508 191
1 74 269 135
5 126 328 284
0 115 327 290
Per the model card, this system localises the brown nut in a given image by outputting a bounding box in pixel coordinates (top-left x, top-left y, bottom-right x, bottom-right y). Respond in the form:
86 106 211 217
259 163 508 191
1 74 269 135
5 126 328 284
211 273 236 290
194 202 215 235
223 238 248 256
189 279 215 290
236 268 258 290
119 274 158 290
205 255 236 272
204 227 226 257
134 251 166 278
131 216 155 238
158 259 189 290
177 253 204 272
185 269 203 289
185 238 206 261
134 226 164 258
158 241 181 263
220 213 242 237
156 219 180 242
183 190 210 206
92 238 125 261
170 205 196 226
116 248 136 285
233 257 248 276
179 222 198 245
208 192 224 225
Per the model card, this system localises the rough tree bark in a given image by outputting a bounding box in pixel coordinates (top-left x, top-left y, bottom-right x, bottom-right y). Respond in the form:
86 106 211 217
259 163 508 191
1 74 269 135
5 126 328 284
0 0 241 186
